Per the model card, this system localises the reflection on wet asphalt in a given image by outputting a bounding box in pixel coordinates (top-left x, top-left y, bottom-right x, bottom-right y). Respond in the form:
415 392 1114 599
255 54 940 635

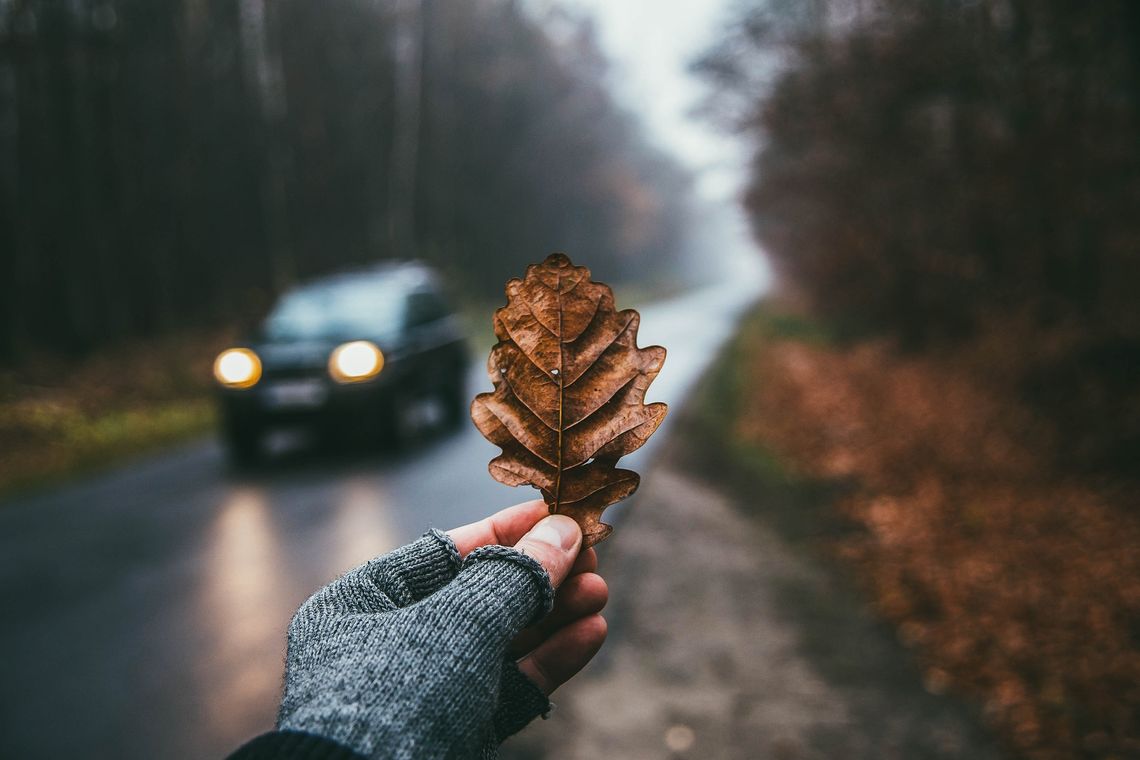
0 283 759 759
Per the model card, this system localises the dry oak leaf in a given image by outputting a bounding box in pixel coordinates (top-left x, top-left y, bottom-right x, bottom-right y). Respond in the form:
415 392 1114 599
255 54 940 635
471 253 667 547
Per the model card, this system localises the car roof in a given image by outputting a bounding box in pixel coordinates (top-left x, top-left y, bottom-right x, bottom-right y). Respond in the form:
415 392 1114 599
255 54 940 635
290 261 440 297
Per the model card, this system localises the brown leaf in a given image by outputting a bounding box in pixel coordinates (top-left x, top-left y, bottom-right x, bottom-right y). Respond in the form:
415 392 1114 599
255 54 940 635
471 253 667 546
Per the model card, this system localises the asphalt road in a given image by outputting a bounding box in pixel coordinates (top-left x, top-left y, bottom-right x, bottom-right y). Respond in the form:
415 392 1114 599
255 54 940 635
0 282 759 760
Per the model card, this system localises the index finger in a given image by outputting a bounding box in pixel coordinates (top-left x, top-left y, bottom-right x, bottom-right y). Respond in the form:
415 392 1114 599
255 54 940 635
446 499 550 556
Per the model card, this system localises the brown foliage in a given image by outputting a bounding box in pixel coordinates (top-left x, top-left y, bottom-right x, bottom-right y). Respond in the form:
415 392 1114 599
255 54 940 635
698 2 1140 753
699 0 1140 474
739 332 1140 759
471 254 667 546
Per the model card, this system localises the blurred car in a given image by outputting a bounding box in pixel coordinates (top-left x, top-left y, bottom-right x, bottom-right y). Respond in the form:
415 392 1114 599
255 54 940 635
212 262 468 463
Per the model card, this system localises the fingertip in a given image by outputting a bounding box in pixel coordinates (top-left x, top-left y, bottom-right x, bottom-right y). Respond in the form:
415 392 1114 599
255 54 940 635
570 546 598 575
586 612 608 644
560 571 608 613
588 573 609 610
510 499 552 522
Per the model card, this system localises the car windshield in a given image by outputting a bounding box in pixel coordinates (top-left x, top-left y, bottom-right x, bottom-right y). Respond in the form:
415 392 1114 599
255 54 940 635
263 280 404 341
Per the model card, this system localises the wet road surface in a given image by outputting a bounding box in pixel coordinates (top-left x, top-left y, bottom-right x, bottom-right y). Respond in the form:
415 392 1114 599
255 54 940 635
0 283 758 760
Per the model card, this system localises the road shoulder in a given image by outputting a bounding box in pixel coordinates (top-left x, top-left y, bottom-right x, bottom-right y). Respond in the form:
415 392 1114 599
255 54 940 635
503 429 1001 759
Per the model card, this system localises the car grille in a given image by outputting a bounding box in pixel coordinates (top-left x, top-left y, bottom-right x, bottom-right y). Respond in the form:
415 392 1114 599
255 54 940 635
261 365 326 382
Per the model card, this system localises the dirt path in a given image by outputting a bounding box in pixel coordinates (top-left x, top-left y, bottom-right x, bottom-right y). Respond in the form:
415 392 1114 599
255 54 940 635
502 434 1002 760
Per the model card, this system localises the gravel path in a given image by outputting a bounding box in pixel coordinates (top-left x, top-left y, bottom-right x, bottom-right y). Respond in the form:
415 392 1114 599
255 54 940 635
502 435 1002 760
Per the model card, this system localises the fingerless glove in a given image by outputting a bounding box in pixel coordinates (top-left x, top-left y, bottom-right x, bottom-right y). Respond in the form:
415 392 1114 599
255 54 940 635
264 530 553 759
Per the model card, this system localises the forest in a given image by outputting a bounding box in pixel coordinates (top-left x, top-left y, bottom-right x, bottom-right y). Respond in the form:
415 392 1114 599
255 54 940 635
0 0 692 363
699 0 1140 475
699 1 1140 756
1 1 1138 756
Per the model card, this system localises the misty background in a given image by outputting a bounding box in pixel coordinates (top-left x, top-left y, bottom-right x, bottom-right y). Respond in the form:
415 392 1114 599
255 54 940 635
2 1 1138 759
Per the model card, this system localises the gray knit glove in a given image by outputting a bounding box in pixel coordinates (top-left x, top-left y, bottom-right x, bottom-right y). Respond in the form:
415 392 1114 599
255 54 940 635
277 530 553 759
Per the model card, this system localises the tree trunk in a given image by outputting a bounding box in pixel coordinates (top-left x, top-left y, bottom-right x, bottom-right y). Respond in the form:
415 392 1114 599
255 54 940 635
386 0 423 261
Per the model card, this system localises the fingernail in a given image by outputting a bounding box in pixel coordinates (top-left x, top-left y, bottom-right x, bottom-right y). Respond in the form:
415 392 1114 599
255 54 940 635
526 515 581 551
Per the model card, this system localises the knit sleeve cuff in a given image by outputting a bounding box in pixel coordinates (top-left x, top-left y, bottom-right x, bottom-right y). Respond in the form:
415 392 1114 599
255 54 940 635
365 529 463 607
493 660 553 741
463 545 555 625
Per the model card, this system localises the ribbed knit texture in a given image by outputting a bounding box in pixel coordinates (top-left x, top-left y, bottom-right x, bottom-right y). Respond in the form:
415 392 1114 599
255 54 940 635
275 530 553 760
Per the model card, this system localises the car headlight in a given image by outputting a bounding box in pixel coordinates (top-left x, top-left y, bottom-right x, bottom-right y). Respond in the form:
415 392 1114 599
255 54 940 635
214 348 262 388
329 340 384 383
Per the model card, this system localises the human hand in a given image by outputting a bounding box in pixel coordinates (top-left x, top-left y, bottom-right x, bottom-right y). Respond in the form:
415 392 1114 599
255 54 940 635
272 500 609 759
448 499 609 695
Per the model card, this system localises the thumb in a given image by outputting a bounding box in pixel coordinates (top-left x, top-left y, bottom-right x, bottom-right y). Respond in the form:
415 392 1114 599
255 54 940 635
513 515 582 589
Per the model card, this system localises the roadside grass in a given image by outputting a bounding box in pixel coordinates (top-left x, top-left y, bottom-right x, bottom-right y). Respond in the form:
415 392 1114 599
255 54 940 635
0 331 228 500
0 400 216 497
457 298 501 356
684 306 884 688
688 301 839 517
681 306 1002 755
688 300 1140 760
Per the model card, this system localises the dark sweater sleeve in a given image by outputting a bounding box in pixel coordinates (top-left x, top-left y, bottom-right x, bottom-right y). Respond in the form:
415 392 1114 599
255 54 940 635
226 730 367 760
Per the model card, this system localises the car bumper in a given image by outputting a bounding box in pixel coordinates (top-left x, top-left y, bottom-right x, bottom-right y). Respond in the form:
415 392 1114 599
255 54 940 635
217 374 390 428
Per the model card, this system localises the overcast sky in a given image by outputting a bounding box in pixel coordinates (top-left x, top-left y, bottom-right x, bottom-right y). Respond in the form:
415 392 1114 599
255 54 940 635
566 0 748 204
560 0 767 287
